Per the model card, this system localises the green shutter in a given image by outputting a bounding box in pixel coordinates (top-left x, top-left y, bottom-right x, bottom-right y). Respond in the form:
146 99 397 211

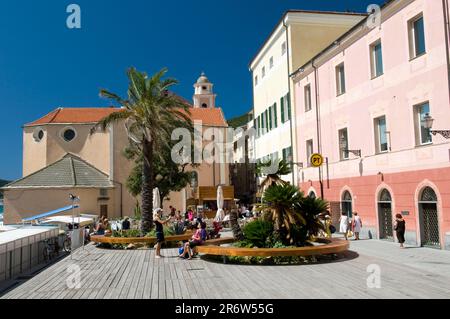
287 93 291 120
274 103 277 128
280 97 285 123
269 106 273 130
265 110 268 134
257 116 261 137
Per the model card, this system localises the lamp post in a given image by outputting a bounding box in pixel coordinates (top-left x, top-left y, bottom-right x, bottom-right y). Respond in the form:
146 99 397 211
424 113 450 139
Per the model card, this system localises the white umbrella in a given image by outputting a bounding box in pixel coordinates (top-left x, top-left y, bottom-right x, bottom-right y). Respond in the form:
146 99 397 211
153 188 161 210
215 186 225 222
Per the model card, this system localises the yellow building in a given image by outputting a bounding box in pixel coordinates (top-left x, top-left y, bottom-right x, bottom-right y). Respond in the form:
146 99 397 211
250 10 365 184
2 74 230 224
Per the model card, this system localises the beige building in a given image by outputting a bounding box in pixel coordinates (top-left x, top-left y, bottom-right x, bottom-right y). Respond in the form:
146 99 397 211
250 10 365 184
2 74 230 224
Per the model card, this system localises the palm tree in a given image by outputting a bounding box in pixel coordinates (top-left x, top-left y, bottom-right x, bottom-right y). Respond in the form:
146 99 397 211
260 184 305 244
256 159 291 192
295 196 328 239
93 67 192 234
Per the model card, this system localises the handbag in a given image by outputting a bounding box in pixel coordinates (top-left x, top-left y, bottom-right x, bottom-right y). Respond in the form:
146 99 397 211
347 230 354 238
330 225 336 234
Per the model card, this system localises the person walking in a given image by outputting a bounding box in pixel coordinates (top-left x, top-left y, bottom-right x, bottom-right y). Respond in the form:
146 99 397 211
153 208 173 258
339 212 350 240
394 214 406 249
352 212 362 240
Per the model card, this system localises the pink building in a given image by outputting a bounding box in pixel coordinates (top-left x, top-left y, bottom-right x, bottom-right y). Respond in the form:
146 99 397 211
292 0 450 249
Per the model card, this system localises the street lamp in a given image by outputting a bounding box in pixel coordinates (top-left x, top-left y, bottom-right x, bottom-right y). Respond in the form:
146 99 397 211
424 113 450 139
339 136 361 158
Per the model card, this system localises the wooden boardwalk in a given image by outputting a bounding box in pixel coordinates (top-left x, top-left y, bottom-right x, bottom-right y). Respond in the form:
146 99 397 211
1 238 450 299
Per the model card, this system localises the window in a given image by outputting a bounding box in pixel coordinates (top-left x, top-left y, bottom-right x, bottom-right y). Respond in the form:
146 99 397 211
262 66 266 78
33 127 44 142
202 86 207 90
338 128 349 160
415 102 432 145
282 147 293 167
336 63 346 95
202 103 208 108
282 42 286 55
270 57 274 69
370 40 384 78
304 84 312 112
374 116 388 153
99 189 108 197
273 103 278 128
306 140 314 166
254 75 258 86
62 128 76 142
280 93 291 123
409 14 426 59
268 105 273 130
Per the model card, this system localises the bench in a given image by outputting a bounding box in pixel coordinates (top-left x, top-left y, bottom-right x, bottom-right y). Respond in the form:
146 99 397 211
90 232 193 245
196 238 349 257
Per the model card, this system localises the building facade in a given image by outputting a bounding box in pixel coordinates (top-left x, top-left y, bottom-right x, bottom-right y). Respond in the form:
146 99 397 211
250 10 365 183
292 0 450 249
3 74 231 224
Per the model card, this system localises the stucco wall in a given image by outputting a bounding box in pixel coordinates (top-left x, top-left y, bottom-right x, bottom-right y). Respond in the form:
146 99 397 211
3 188 115 225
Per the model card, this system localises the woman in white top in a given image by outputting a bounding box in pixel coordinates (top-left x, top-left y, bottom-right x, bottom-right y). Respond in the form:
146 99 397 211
339 212 350 240
352 212 363 240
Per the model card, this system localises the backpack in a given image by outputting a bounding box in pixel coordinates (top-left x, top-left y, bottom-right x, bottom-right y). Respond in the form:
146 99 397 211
178 247 184 255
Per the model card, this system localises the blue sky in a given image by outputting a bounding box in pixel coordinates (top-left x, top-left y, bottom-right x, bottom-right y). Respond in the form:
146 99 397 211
0 0 384 180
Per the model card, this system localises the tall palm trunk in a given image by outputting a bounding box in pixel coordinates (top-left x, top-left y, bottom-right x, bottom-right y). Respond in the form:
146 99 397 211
141 139 154 234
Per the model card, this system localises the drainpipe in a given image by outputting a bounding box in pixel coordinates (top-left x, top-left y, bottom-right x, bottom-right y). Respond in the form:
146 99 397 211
312 59 324 199
283 18 296 186
442 0 450 104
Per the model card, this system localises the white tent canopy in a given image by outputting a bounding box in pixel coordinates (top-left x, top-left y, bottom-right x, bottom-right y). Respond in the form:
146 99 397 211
153 188 161 210
214 186 225 222
40 216 94 227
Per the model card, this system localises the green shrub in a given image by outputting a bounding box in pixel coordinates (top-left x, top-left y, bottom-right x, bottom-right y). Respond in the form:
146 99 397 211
146 226 175 238
112 229 141 238
242 220 273 248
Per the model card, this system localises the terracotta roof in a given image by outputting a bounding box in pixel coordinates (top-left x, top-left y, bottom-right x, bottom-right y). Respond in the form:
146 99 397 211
25 106 227 128
186 108 227 127
25 107 121 126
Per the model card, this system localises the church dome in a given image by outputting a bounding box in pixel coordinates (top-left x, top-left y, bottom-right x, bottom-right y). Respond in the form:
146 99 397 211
196 72 210 84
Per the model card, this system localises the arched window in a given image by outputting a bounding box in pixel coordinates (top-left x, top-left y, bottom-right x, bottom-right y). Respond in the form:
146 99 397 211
379 189 392 202
420 187 437 202
341 190 353 218
308 191 316 199
202 103 208 108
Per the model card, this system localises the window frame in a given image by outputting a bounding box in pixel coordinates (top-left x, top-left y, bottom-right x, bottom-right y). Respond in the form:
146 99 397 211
370 40 384 79
306 139 314 167
408 14 426 60
335 63 346 96
374 116 389 154
304 84 312 112
414 102 432 146
338 128 349 161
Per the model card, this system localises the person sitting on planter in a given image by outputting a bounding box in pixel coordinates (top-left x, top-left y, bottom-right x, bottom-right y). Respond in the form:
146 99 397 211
179 222 207 260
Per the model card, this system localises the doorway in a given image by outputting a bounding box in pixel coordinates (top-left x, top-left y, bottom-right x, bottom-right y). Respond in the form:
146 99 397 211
418 187 440 248
377 189 393 241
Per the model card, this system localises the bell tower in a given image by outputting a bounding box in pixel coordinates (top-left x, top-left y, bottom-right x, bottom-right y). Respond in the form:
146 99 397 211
193 72 216 108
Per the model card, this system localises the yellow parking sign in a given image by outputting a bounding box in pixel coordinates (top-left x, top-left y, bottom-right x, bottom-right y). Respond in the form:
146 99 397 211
310 153 324 168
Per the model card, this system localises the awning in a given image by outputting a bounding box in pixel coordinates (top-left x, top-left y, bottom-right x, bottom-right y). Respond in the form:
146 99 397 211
22 205 79 222
40 216 94 227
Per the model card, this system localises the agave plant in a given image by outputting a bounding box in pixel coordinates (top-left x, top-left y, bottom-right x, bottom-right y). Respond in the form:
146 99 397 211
260 184 305 244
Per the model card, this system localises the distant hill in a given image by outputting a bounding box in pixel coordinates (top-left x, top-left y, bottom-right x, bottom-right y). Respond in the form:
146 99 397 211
0 179 10 187
228 112 251 129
